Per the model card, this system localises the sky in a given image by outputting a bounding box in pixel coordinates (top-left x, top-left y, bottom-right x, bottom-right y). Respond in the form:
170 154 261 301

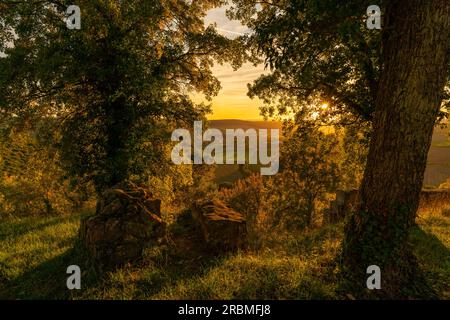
193 6 267 120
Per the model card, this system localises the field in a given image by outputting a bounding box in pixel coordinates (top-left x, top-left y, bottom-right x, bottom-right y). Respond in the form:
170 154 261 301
425 126 450 187
1 206 448 300
208 120 282 183
210 120 450 187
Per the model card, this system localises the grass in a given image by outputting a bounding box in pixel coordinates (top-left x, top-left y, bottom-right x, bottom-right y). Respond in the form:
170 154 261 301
412 209 450 298
431 141 450 147
0 207 449 300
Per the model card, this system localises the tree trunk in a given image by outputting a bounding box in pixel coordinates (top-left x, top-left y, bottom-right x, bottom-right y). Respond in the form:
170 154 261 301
104 93 134 189
342 0 449 298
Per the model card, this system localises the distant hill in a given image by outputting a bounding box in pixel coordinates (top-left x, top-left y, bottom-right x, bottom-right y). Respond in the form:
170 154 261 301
208 119 450 187
208 119 282 131
207 120 281 184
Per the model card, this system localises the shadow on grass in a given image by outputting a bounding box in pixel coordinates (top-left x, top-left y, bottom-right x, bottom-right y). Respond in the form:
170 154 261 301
0 213 230 299
5 214 445 300
411 225 450 298
0 240 102 300
0 214 82 242
130 250 231 299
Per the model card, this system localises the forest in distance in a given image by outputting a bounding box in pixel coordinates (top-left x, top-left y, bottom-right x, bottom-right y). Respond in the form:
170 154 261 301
0 0 449 301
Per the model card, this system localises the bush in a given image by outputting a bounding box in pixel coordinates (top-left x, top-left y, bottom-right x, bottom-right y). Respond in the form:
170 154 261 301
219 174 275 248
0 131 93 216
438 178 450 190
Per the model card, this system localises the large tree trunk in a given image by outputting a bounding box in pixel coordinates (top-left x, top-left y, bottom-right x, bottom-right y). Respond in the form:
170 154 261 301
342 0 449 298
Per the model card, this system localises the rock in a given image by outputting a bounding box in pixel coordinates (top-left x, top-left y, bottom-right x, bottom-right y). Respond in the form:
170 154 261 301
191 199 247 253
79 181 165 270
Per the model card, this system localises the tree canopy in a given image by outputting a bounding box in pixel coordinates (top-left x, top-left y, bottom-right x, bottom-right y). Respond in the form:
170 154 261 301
228 0 449 125
229 0 450 298
0 0 247 192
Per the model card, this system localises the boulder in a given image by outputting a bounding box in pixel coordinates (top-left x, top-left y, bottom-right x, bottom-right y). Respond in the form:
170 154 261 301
79 181 165 269
191 199 247 253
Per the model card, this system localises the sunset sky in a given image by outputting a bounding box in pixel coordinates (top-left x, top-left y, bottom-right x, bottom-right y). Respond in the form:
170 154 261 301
193 6 266 120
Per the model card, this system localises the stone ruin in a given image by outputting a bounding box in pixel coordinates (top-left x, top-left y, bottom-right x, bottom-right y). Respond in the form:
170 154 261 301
191 199 248 253
326 189 450 222
78 181 250 270
79 181 166 270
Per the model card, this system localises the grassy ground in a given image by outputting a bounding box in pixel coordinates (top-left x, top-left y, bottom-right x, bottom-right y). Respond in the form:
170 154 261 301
0 208 449 300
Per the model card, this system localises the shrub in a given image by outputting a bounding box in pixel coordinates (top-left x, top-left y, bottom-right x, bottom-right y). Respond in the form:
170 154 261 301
0 131 93 216
219 174 274 248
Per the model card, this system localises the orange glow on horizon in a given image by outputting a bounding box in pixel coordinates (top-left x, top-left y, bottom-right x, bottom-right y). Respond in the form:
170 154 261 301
191 63 266 120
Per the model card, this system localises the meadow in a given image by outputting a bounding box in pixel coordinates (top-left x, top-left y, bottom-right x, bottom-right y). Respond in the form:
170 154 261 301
1 204 448 300
1 120 449 300
425 126 450 187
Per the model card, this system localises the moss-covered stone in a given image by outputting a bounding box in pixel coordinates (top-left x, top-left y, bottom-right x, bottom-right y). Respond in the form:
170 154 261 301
79 181 166 270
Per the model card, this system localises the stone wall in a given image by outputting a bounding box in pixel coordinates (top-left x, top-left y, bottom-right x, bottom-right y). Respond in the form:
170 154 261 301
326 189 450 222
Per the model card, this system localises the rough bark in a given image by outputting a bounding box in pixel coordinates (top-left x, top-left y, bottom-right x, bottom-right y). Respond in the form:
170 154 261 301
342 0 450 298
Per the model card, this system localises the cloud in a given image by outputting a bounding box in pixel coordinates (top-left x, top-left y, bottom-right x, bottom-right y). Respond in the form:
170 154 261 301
197 7 266 120
215 28 247 36
205 6 250 39
193 62 266 120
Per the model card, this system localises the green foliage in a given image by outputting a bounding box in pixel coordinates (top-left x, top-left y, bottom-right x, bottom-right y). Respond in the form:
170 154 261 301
146 164 194 219
340 204 436 298
272 124 341 227
218 124 367 232
337 123 369 190
219 174 274 248
0 129 93 216
0 0 249 193
228 0 450 125
229 0 381 123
